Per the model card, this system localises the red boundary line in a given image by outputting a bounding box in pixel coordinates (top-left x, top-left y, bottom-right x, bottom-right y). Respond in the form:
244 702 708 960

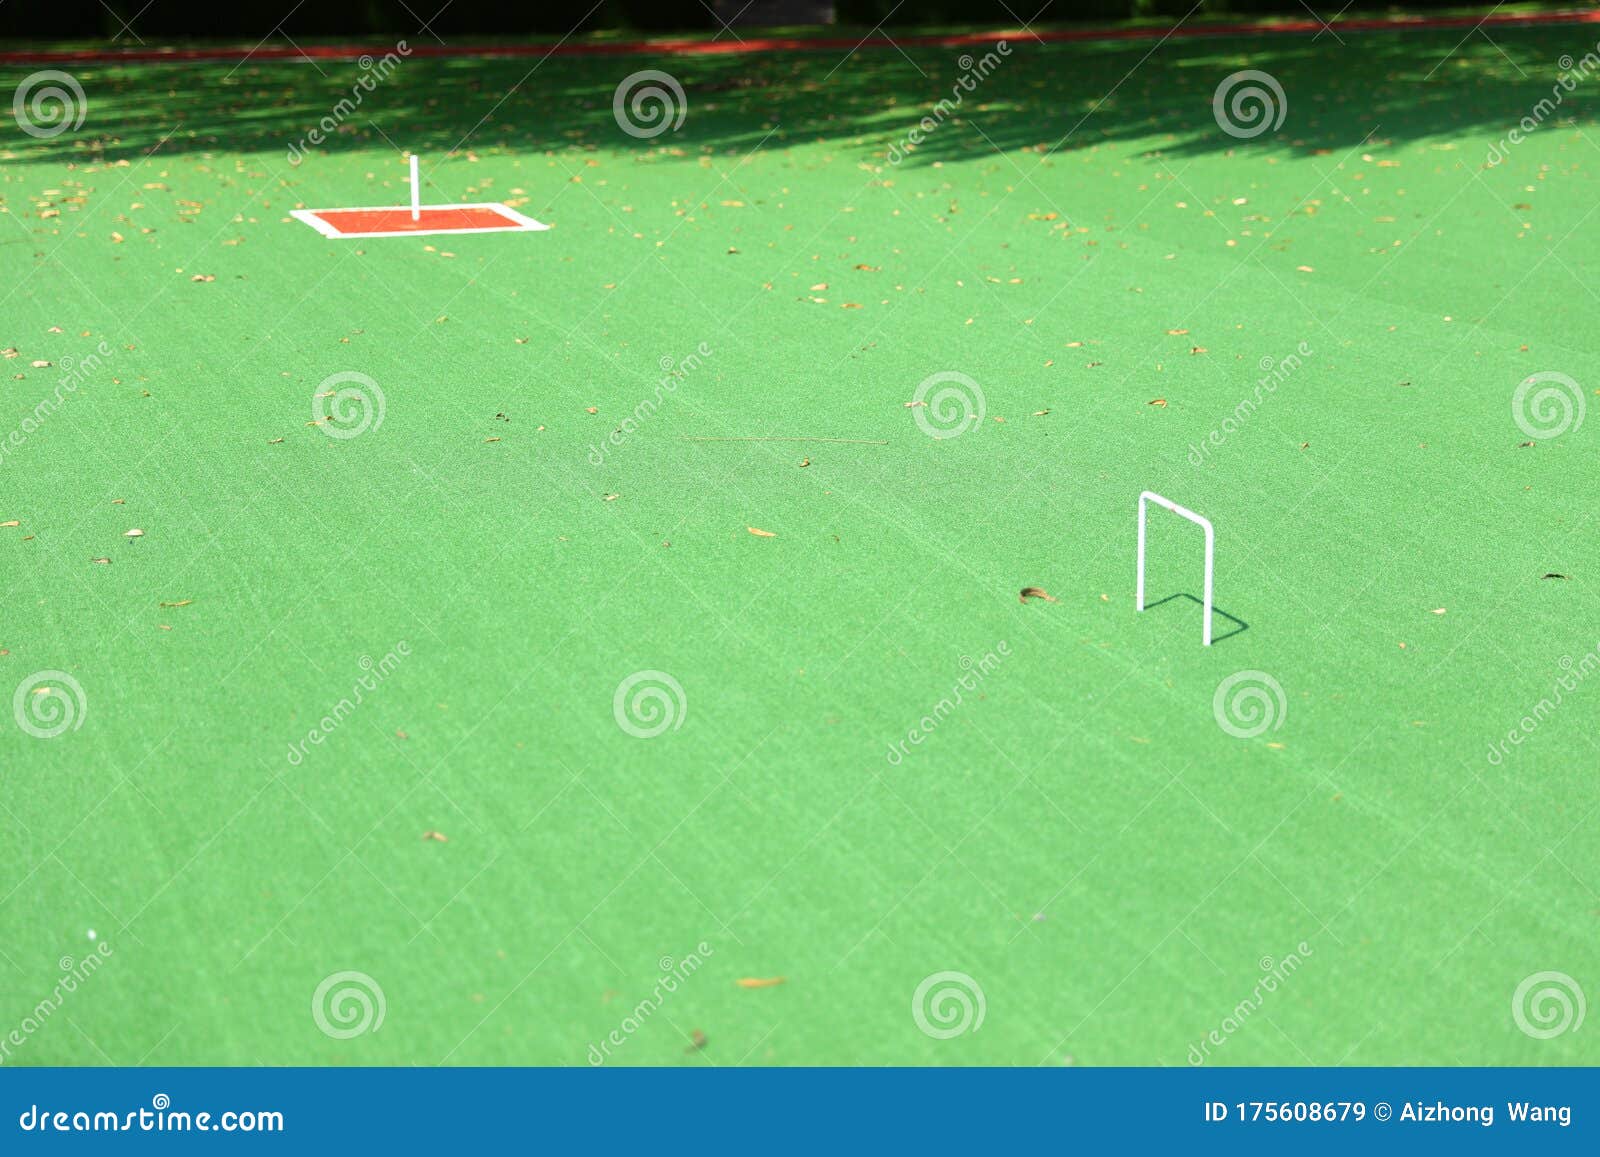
3 8 1599 65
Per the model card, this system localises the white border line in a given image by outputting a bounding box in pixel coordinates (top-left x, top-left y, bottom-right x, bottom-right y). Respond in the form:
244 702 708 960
289 202 550 239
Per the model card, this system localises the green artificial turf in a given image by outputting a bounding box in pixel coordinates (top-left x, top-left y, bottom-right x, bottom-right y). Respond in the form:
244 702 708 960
2 22 1598 1067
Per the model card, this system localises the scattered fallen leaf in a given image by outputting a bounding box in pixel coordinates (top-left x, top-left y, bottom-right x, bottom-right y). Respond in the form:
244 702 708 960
685 1029 708 1052
736 977 787 988
1019 586 1058 604
91 557 110 565
747 526 776 537
124 528 144 538
1148 398 1167 407
267 437 284 444
1166 328 1189 335
158 599 193 608
1542 572 1569 580
0 520 18 528
798 457 810 467
1430 608 1446 615
422 830 448 842
602 493 619 501
191 274 215 282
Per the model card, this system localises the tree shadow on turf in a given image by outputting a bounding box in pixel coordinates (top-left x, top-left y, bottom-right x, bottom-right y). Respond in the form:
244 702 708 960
0 23 1583 174
1141 592 1248 643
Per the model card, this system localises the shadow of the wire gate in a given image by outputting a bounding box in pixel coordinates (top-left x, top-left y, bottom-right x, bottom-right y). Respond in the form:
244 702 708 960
1141 592 1249 643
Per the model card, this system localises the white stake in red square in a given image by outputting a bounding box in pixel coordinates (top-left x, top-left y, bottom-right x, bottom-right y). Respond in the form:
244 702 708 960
290 154 550 239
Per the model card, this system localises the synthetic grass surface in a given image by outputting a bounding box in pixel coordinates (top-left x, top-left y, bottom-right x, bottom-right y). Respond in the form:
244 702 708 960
2 23 1598 1066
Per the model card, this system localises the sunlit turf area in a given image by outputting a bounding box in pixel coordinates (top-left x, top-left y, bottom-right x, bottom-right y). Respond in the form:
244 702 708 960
2 19 1599 1067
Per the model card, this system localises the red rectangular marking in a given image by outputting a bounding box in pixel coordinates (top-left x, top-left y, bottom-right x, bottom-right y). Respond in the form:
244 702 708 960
290 202 548 239
315 206 520 235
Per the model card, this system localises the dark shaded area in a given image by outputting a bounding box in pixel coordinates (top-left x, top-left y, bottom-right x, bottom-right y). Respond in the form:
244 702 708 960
1142 594 1248 643
4 22 1587 173
0 0 1581 38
